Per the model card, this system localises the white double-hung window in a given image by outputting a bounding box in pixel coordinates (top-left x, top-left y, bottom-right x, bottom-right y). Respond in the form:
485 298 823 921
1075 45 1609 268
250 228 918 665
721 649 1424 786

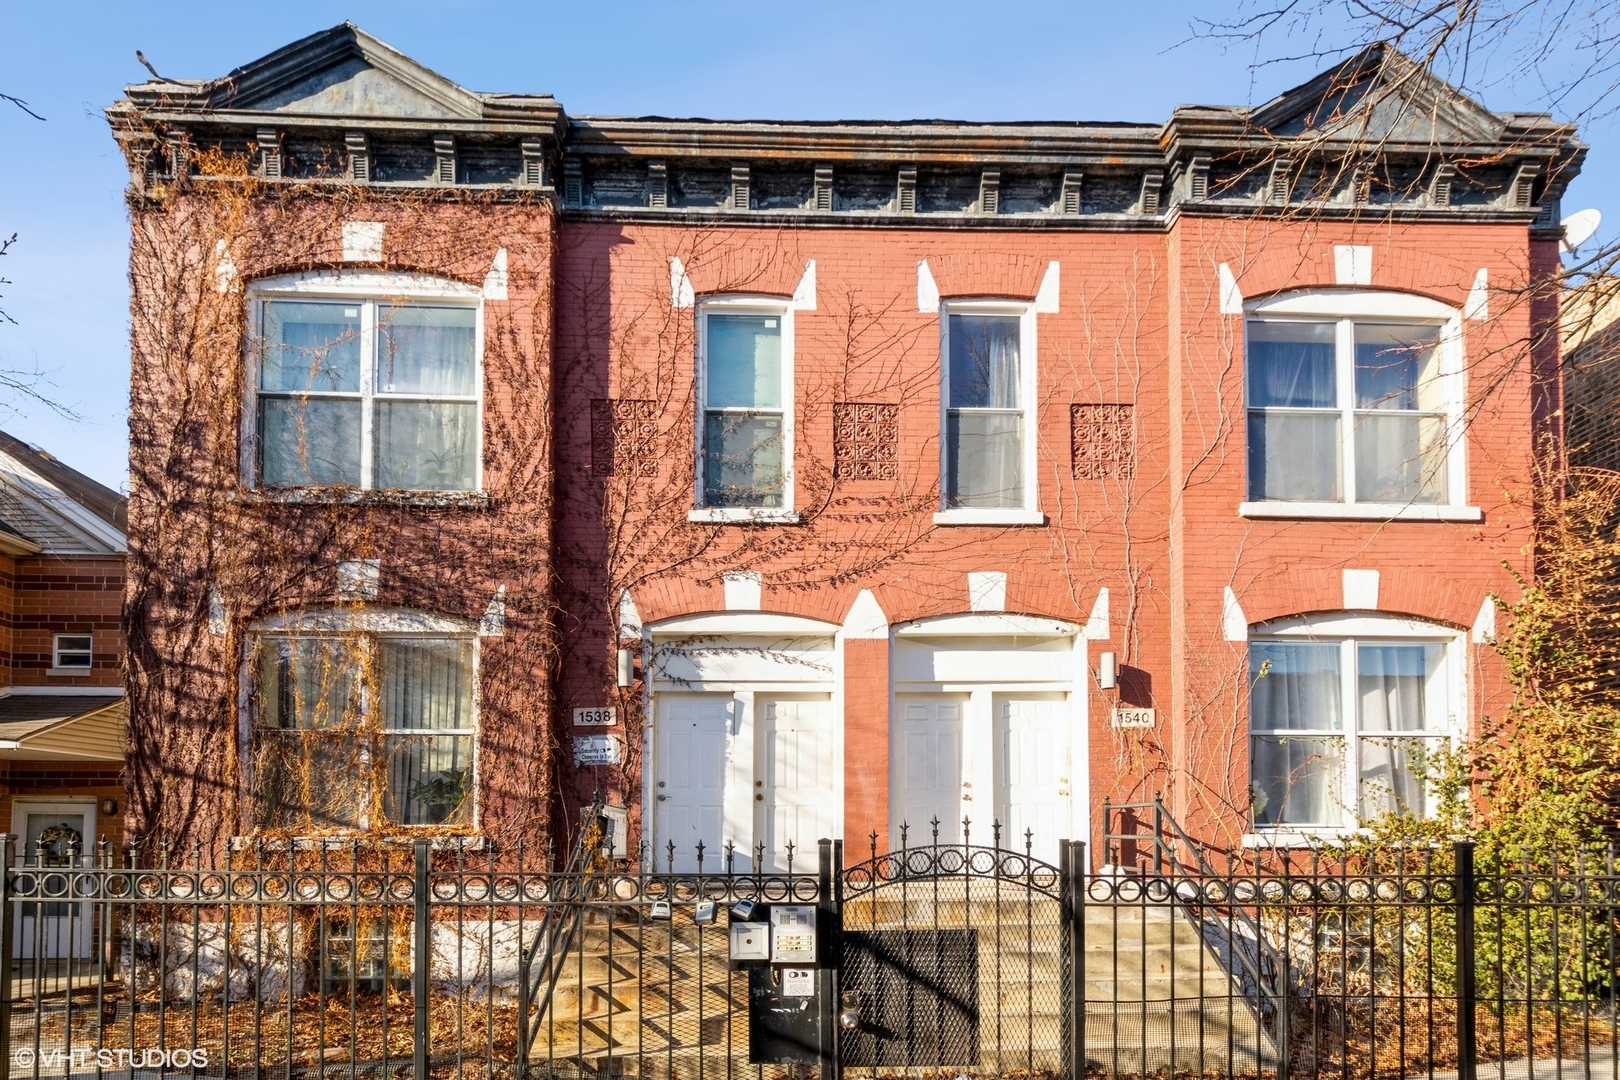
938 303 1039 523
1248 614 1463 833
248 272 483 493
696 300 792 514
250 611 478 832
1243 292 1471 520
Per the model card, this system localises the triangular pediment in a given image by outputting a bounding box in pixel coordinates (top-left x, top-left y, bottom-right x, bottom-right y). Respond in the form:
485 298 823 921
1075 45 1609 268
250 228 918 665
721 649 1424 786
205 23 482 120
1253 45 1505 145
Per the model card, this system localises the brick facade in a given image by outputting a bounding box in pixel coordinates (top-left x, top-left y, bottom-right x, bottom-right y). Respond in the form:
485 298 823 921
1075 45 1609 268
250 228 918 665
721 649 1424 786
109 26 1581 859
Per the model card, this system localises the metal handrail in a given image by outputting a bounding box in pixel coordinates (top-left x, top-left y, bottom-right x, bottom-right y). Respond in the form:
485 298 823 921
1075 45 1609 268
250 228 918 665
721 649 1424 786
516 798 608 1069
1100 797 1285 1035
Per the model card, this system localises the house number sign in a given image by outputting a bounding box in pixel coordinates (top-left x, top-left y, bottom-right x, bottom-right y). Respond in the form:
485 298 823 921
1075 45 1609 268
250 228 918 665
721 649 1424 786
1111 707 1155 730
573 735 623 766
573 706 617 726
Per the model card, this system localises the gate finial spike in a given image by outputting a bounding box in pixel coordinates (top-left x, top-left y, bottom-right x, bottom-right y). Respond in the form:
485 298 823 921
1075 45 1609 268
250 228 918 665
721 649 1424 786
786 839 795 874
666 839 676 873
962 816 972 849
869 828 879 862
900 821 910 850
726 839 736 874
930 816 941 845
1025 827 1034 858
696 839 706 871
993 819 1002 849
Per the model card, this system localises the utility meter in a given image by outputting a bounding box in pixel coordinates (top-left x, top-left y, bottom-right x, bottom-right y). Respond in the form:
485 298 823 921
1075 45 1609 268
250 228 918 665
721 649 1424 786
729 921 770 962
770 905 816 964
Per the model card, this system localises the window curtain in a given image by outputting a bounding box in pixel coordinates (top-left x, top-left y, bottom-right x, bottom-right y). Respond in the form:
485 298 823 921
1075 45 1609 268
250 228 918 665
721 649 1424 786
380 638 475 825
1247 322 1336 408
947 315 1023 508
374 306 478 492
1357 644 1431 818
1250 642 1343 826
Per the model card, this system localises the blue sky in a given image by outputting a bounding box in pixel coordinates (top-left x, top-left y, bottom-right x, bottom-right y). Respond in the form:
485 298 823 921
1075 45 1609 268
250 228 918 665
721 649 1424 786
3 1 1615 489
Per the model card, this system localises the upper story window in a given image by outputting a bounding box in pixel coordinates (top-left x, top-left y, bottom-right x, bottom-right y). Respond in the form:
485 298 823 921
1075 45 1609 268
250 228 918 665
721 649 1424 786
696 300 791 512
938 303 1039 523
1244 292 1470 519
249 610 477 833
1248 613 1462 833
247 272 482 493
52 634 93 670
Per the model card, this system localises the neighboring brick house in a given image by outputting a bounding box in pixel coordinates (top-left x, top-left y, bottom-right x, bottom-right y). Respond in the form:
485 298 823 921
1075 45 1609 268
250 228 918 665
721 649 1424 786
0 431 128 875
108 25 1581 862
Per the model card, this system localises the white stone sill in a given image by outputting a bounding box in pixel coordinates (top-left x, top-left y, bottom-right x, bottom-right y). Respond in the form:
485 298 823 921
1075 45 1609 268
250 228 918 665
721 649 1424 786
687 508 802 525
1238 502 1483 523
234 488 492 510
45 667 96 678
933 509 1047 527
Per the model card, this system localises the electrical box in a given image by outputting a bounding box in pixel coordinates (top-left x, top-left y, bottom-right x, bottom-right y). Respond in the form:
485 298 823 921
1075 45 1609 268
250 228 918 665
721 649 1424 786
729 921 770 962
770 905 816 964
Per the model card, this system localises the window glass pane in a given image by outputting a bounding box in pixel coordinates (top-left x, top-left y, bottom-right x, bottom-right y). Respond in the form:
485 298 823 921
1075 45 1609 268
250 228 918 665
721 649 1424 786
1357 644 1443 731
384 734 473 825
379 638 475 731
1247 321 1336 408
1354 413 1447 504
1359 738 1433 819
1247 412 1340 501
1355 324 1443 411
1250 642 1342 731
252 731 363 831
258 637 360 731
705 315 782 409
263 301 361 392
376 305 478 396
948 315 1022 409
259 397 362 487
1252 735 1344 826
945 411 1024 508
703 412 784 507
374 401 478 491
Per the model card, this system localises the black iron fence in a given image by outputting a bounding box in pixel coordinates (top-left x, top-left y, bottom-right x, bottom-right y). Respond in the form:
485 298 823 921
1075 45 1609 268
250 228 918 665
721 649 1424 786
0 810 1615 1080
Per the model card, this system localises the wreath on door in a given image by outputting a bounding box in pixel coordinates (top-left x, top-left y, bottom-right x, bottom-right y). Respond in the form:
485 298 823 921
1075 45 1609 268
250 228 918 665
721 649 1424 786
34 823 82 863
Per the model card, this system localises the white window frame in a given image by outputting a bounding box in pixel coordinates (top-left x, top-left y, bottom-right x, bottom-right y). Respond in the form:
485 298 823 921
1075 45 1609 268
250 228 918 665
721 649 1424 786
688 297 798 524
51 634 94 671
935 300 1043 526
245 608 481 833
243 270 485 494
1246 612 1466 845
1240 290 1479 522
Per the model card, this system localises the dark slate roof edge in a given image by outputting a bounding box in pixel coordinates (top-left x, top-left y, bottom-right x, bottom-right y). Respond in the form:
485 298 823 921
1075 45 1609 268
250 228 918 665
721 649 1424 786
0 431 127 534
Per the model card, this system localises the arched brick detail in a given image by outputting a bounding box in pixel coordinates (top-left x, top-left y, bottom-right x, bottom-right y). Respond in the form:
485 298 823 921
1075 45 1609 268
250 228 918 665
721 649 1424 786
924 251 1048 300
681 248 807 298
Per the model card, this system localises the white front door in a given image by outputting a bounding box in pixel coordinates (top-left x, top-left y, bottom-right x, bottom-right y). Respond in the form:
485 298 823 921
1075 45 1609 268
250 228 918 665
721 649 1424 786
652 694 731 870
13 802 96 960
994 694 1070 863
757 695 836 871
892 694 967 846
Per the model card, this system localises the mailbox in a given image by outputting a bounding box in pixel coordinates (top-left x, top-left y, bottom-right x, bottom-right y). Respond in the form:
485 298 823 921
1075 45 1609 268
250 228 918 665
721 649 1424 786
770 905 816 964
729 921 770 962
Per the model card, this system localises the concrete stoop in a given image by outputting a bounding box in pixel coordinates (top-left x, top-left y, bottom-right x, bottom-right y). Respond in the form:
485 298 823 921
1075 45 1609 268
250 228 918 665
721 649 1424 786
529 887 1273 1076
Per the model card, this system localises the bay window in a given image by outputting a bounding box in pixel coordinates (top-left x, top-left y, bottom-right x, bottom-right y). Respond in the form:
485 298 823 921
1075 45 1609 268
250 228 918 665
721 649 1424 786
939 304 1039 522
1243 292 1469 519
249 273 482 493
696 301 791 513
1248 615 1461 832
252 628 476 832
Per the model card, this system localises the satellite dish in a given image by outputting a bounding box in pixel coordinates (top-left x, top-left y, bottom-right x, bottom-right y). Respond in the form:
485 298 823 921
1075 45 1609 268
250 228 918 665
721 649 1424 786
1561 208 1602 254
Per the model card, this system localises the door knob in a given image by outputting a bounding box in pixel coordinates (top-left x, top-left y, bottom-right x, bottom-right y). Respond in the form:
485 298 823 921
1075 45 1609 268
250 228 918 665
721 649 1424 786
755 794 764 802
658 781 667 788
657 794 669 801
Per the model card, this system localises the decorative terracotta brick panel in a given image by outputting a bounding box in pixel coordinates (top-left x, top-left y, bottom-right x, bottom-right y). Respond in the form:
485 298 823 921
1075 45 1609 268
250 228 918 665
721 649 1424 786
591 399 659 476
833 402 899 481
1071 403 1134 480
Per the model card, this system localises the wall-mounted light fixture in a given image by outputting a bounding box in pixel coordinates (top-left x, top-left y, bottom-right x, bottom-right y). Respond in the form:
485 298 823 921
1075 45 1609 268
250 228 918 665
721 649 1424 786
616 648 635 688
1095 651 1117 691
101 799 118 817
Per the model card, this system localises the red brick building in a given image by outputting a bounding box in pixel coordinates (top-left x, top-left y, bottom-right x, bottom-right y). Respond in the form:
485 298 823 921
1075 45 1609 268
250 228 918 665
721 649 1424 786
0 431 127 862
108 26 1581 862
